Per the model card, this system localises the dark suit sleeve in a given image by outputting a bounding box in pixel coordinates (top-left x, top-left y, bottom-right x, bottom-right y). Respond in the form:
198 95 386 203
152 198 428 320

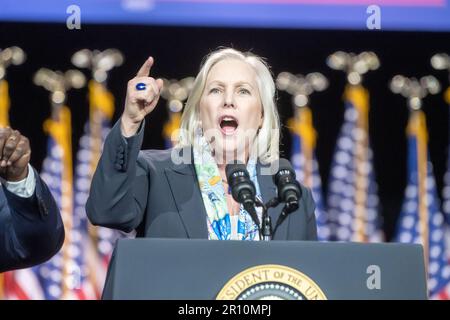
303 186 318 241
86 120 149 232
0 168 65 272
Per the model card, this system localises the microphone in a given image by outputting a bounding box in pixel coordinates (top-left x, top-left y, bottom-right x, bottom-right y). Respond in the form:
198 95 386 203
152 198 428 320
225 162 260 228
271 159 303 237
273 158 302 213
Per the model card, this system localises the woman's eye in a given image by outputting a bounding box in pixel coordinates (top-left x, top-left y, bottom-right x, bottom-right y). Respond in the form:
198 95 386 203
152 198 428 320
239 88 251 95
209 88 221 94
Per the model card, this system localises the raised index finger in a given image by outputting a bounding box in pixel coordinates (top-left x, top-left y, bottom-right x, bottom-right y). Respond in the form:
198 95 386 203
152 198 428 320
136 56 154 77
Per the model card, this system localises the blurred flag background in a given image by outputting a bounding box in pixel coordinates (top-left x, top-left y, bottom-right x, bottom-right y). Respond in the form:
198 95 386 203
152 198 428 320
1 0 450 300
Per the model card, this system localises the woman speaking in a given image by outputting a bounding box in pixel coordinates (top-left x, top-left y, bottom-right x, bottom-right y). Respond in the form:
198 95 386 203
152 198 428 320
86 48 317 241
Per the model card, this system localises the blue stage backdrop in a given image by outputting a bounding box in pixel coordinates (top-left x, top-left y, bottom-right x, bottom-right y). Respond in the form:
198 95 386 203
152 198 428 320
1 0 450 31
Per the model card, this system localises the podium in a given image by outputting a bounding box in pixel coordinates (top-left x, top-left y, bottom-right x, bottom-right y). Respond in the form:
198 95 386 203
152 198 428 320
102 238 427 300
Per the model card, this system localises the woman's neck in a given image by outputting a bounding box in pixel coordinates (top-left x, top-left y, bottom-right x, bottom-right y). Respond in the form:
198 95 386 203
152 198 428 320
217 161 250 185
218 164 227 182
215 147 249 164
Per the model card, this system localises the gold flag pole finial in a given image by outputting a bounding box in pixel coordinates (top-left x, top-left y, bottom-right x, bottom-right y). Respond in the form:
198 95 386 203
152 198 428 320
33 67 86 113
326 51 379 111
327 51 379 86
72 48 123 85
390 74 441 112
0 46 26 81
431 53 450 104
0 46 26 128
276 71 328 108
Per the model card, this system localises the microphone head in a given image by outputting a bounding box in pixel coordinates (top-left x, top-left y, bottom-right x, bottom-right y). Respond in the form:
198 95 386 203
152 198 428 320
225 161 248 183
272 158 302 212
225 161 255 205
273 158 296 185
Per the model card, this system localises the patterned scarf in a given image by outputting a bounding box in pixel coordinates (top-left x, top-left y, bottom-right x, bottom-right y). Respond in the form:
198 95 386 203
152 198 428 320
193 134 262 240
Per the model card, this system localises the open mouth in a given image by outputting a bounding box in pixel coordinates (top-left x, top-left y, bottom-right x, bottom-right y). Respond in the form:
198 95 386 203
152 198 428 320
219 115 239 135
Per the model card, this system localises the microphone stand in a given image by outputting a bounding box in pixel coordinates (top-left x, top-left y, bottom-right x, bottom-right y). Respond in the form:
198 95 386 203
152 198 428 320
272 206 289 237
255 197 280 241
256 197 298 241
254 198 269 241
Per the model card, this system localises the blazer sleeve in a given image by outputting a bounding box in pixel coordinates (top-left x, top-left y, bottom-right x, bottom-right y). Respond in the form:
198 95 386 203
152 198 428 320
0 167 65 272
86 120 149 232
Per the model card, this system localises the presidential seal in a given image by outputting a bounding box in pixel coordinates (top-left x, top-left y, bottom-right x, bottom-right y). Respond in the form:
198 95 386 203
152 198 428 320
216 264 327 300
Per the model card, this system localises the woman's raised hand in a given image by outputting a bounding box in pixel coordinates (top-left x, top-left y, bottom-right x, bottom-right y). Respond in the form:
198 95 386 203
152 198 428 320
121 57 164 137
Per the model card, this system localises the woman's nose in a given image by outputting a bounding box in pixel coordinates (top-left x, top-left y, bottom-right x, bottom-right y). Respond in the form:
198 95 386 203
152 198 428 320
223 91 235 108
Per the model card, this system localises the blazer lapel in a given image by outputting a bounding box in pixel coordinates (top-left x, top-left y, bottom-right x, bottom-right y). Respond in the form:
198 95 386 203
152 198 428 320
257 162 288 240
164 146 208 239
164 149 288 240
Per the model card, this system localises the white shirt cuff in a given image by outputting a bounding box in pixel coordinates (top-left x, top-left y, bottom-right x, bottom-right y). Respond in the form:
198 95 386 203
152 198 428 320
0 164 36 198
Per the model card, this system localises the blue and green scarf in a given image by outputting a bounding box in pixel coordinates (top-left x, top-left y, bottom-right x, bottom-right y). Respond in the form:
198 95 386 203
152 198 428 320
193 135 262 240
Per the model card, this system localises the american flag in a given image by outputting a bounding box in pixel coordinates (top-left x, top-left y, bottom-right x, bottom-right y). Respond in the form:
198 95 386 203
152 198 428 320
33 106 83 299
2 268 44 299
394 109 450 299
74 81 125 298
442 87 450 225
437 87 450 299
288 106 329 241
73 119 115 299
326 85 383 242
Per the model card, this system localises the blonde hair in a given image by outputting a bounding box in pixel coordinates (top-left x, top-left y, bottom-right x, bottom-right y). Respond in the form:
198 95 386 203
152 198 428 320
177 48 280 164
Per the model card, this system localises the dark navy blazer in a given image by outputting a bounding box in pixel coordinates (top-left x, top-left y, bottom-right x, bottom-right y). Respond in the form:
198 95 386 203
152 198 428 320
0 168 65 272
87 120 318 241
